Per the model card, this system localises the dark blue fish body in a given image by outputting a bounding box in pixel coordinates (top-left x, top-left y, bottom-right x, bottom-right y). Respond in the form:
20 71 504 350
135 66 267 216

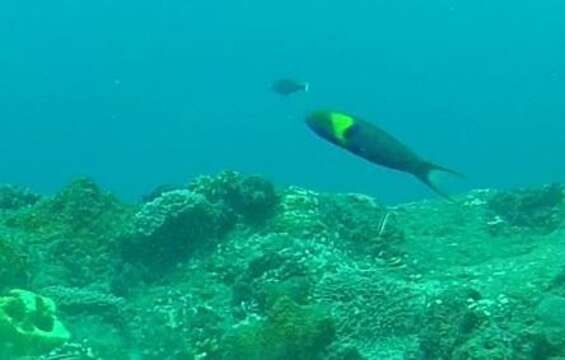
306 111 462 199
272 79 309 95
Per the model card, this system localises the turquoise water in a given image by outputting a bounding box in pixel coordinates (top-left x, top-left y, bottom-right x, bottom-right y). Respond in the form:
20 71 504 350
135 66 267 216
1 1 564 203
1 2 565 360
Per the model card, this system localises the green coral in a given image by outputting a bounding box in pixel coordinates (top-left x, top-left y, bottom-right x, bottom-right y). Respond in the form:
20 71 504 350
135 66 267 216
121 189 229 273
141 184 184 203
40 286 126 326
189 170 279 225
265 296 335 359
268 189 404 262
223 296 335 360
0 175 562 359
313 264 421 358
0 236 29 291
6 177 128 238
318 193 404 257
268 187 328 239
418 287 485 359
0 289 70 356
487 183 564 234
231 236 313 315
548 267 565 298
451 324 515 360
1 178 130 288
0 185 41 211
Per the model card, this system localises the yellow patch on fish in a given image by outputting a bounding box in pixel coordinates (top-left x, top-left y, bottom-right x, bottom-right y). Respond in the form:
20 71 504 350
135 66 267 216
330 112 355 145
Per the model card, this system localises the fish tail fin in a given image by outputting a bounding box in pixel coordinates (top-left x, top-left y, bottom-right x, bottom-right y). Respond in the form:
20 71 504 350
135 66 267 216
416 162 464 202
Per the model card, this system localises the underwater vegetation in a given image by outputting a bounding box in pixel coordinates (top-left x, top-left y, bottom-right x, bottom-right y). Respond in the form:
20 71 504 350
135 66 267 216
0 172 564 359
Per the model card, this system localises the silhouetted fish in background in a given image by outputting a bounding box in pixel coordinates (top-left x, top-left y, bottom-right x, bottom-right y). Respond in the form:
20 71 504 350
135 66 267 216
271 78 309 95
306 111 463 200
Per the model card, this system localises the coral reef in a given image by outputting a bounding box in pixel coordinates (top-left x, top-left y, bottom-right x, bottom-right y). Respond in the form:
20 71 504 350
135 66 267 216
0 185 41 211
222 296 335 360
318 193 405 258
6 177 128 237
0 289 70 356
418 286 486 359
313 263 422 358
268 186 328 239
0 236 30 292
0 173 563 359
141 184 185 204
120 189 229 273
40 286 126 326
38 341 100 360
2 178 132 289
189 170 279 225
487 183 564 234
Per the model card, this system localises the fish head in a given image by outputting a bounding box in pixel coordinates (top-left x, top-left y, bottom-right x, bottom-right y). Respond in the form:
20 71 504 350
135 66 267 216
306 111 334 138
306 111 356 147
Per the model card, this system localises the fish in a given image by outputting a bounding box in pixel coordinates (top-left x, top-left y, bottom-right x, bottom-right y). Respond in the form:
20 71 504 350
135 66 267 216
271 78 309 95
305 111 463 200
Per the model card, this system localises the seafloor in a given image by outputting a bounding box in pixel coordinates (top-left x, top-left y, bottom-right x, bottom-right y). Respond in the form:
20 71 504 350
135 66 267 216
0 171 564 360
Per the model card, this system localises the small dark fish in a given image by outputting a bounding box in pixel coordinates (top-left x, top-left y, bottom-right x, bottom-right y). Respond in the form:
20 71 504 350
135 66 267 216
271 78 309 95
306 111 463 200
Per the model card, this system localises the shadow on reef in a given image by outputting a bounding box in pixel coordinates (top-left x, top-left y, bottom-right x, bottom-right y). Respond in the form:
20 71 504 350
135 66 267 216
487 183 564 235
118 171 280 278
0 174 564 359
